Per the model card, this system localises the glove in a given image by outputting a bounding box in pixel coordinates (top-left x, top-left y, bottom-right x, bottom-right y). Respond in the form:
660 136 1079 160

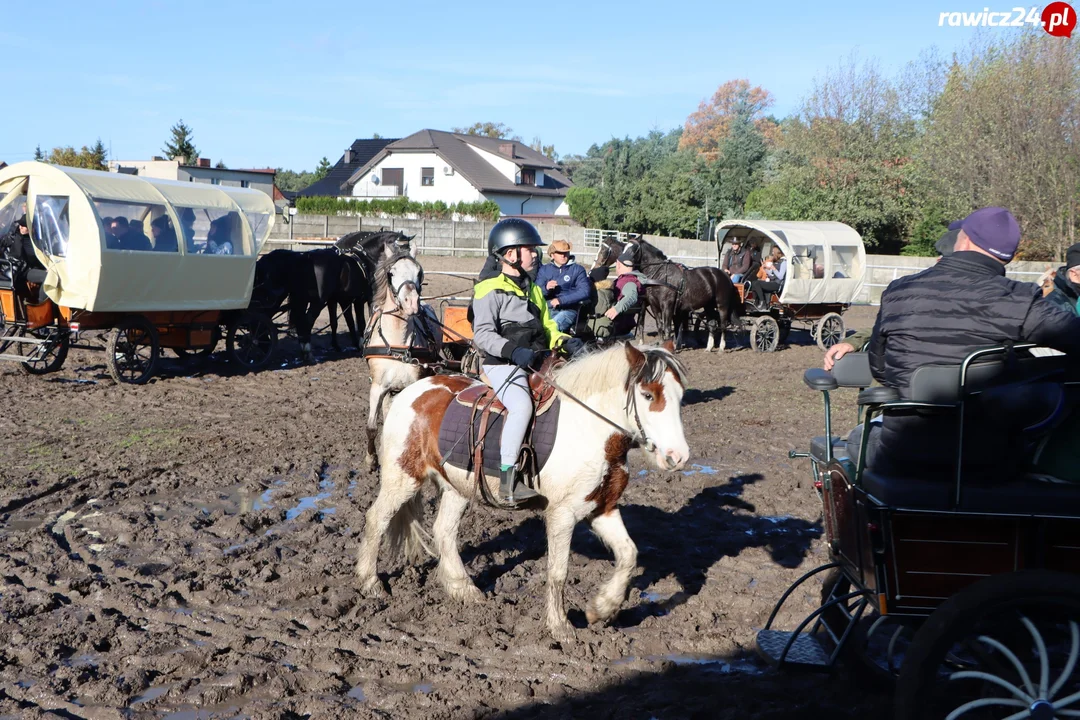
510 346 537 369
561 337 585 357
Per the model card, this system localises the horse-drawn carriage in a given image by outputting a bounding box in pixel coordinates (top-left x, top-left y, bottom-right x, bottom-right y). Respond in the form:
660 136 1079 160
0 161 278 384
759 346 1080 719
716 220 866 352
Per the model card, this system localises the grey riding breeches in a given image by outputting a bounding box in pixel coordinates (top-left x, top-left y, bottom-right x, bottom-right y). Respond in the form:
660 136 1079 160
483 363 533 467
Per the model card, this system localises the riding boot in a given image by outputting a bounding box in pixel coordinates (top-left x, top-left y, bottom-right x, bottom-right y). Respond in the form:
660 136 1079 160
499 466 539 507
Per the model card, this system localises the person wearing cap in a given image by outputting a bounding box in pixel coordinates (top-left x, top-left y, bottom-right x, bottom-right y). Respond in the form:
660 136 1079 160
471 218 585 507
589 246 646 339
1043 243 1080 318
722 238 752 283
864 206 1080 475
535 239 591 333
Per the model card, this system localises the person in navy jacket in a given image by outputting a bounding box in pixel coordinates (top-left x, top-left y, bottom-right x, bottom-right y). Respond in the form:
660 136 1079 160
535 240 591 332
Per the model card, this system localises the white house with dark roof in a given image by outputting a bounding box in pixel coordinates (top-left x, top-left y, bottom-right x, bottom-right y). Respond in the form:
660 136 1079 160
342 129 571 217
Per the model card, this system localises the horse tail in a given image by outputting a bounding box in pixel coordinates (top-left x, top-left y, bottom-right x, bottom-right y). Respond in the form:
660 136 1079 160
386 493 437 564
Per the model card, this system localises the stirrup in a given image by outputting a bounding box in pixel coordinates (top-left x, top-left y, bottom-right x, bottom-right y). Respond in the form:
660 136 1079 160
497 466 539 508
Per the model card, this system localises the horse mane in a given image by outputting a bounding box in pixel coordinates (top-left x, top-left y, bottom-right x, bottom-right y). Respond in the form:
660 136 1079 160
632 237 669 262
373 248 419 306
553 343 688 399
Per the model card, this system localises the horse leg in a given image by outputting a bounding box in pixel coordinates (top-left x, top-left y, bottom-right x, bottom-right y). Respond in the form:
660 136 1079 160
432 487 483 604
545 504 581 643
366 383 388 472
328 300 341 352
342 300 360 350
355 466 423 597
585 509 638 625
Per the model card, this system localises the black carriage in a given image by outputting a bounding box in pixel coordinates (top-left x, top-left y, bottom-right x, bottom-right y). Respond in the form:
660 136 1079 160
759 345 1080 718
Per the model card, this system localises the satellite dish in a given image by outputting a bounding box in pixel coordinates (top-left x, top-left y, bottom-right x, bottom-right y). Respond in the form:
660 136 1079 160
371 174 381 185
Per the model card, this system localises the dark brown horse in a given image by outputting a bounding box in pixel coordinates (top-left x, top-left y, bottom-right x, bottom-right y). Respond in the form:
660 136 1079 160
592 236 740 351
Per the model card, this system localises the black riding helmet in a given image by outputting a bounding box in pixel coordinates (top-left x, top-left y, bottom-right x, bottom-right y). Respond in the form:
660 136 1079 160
487 218 545 256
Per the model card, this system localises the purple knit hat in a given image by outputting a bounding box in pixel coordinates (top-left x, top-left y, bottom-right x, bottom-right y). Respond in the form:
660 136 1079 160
949 207 1021 262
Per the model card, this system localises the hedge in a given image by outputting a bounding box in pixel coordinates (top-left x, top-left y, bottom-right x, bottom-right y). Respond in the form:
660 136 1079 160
295 196 501 221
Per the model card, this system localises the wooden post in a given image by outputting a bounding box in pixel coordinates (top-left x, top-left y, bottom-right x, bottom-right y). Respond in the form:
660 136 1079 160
357 215 361 232
422 218 427 255
323 215 329 238
451 220 457 258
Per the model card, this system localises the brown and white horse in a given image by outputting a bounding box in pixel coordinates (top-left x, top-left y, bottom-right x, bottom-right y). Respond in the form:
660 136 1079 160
355 342 690 643
364 250 436 471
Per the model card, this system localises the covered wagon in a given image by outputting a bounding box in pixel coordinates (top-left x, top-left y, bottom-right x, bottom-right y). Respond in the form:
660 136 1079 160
0 161 278 383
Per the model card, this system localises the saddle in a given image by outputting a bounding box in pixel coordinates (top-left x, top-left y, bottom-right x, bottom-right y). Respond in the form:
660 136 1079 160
456 352 562 416
437 353 565 506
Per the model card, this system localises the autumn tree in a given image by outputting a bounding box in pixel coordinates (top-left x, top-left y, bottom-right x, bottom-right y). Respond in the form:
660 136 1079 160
162 119 198 164
46 140 108 171
530 136 558 161
919 34 1080 260
680 80 779 158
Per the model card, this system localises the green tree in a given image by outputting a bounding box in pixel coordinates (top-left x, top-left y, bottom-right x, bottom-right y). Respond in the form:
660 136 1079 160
89 139 107 170
530 137 558 162
275 168 320 192
33 145 44 161
215 160 227 169
313 156 332 181
162 119 199 164
452 122 522 141
566 187 601 227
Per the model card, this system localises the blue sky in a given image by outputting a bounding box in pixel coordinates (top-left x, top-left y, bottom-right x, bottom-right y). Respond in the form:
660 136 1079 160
2 0 1019 171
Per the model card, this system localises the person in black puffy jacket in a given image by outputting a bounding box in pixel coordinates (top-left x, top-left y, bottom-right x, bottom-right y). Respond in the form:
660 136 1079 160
866 207 1080 475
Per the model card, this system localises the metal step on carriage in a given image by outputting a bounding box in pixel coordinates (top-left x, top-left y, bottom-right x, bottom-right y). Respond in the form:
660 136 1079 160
714 220 866 352
0 161 278 384
759 344 1080 719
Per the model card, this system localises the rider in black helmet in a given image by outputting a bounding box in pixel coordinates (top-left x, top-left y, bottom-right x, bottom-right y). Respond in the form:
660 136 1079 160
471 218 585 506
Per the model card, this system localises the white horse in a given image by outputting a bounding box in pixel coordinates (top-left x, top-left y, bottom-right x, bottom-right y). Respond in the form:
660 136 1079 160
363 249 439 471
355 342 690 642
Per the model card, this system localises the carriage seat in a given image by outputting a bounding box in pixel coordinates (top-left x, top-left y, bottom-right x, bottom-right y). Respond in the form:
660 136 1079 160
461 354 564 416
859 350 1076 512
811 435 848 463
0 259 11 289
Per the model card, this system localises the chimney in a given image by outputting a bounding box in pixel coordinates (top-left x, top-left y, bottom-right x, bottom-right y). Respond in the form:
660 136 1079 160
344 148 354 164
152 156 164 161
498 142 516 158
198 158 211 168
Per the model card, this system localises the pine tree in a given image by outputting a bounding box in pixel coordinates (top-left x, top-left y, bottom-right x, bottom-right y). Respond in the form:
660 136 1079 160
162 119 198 164
215 160 227 169
313 156 332 181
33 145 44 161
89 139 108 171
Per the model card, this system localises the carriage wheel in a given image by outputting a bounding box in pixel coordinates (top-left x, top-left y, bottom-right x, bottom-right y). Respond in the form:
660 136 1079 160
106 317 160 385
815 312 845 350
18 327 70 375
751 316 780 352
173 327 221 362
895 570 1080 720
226 311 278 371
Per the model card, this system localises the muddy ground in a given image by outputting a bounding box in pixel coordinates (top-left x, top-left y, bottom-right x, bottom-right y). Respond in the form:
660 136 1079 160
0 256 888 719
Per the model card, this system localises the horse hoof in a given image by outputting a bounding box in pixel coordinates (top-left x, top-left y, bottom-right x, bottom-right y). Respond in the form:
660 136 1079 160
456 584 485 605
365 455 379 473
549 622 576 645
359 576 385 598
585 597 618 625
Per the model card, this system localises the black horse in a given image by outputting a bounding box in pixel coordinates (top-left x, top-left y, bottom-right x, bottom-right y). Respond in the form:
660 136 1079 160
593 236 740 351
252 230 411 358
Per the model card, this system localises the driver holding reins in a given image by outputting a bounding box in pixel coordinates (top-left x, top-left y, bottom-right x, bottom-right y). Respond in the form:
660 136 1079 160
472 219 585 507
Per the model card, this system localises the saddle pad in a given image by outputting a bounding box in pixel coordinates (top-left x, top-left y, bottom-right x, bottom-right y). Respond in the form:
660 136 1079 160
437 397 561 477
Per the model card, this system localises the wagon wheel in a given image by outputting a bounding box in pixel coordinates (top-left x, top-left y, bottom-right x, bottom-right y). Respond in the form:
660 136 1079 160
106 317 160 385
172 327 221 362
815 312 845 351
226 311 278 371
895 570 1080 720
750 316 779 352
18 327 70 375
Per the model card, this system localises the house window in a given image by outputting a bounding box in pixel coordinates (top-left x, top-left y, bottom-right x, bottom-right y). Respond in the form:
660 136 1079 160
240 180 250 188
421 167 434 186
210 178 221 185
520 168 535 186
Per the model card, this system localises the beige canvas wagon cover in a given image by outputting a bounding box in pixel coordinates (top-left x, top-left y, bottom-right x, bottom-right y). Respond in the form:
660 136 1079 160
716 220 866 305
0 161 274 311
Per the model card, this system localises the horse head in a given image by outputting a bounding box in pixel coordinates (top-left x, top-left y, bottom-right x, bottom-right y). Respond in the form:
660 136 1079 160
376 249 424 316
624 341 690 470
592 237 626 270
